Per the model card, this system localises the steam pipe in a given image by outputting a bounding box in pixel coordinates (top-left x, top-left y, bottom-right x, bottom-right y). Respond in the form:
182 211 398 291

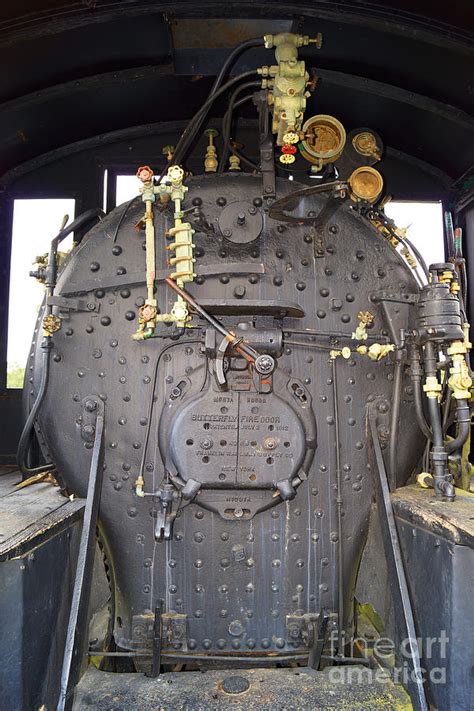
445 400 470 454
19 208 104 477
424 342 454 500
389 349 404 487
409 345 432 440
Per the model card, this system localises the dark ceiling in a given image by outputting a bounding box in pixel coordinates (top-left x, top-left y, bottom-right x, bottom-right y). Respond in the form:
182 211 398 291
0 0 472 187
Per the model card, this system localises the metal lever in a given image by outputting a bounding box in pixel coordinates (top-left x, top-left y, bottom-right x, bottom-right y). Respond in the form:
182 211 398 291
57 402 105 711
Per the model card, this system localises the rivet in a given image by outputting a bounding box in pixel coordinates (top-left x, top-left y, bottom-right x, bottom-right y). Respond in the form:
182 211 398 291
90 262 100 272
120 288 131 299
100 316 111 326
112 245 122 256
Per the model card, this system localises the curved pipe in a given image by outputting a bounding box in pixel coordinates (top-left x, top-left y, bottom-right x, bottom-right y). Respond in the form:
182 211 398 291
17 340 53 476
445 399 470 454
18 207 104 477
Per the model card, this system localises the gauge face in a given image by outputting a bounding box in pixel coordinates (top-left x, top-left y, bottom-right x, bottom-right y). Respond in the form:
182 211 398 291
300 114 346 164
352 131 379 157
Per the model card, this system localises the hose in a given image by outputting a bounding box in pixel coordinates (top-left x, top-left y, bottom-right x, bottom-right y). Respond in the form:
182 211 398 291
210 37 263 96
17 340 53 476
409 344 432 440
17 208 104 477
159 70 258 179
445 399 470 454
218 82 260 173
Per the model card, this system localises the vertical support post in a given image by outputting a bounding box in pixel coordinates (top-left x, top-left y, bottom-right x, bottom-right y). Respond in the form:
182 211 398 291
147 600 164 678
308 609 330 670
57 403 105 711
368 410 429 711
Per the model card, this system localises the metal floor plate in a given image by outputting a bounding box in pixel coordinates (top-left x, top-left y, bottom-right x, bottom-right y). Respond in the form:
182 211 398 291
74 665 412 710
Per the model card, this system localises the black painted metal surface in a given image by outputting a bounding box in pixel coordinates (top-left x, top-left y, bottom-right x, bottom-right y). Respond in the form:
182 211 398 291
0 470 84 710
393 486 474 711
31 173 423 661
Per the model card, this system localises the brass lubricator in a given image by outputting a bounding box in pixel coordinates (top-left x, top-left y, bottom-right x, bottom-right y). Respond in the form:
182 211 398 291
258 32 322 145
133 164 196 340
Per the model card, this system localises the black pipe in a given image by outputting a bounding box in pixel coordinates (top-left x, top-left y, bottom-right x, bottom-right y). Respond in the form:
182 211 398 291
45 208 104 303
18 208 104 477
159 70 258 178
210 37 264 96
424 342 454 500
389 350 403 488
17 339 54 476
331 359 345 657
409 345 432 440
218 82 260 173
445 399 470 454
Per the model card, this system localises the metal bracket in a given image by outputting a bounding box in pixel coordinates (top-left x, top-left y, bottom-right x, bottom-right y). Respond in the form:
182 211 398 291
47 295 100 313
254 90 276 200
162 613 188 651
286 610 334 668
146 601 163 678
371 291 419 305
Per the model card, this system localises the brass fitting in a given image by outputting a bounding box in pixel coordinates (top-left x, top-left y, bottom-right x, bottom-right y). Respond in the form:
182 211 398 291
423 375 442 400
135 475 145 497
261 32 321 145
367 343 394 361
352 310 374 341
417 472 434 489
204 128 218 173
133 164 195 337
447 340 472 399
162 144 175 161
329 346 351 360
42 313 62 337
228 154 241 171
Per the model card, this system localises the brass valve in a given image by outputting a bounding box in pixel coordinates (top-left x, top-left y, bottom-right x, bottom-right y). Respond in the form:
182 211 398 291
204 129 218 173
423 375 442 400
447 340 473 399
352 310 374 341
260 32 321 145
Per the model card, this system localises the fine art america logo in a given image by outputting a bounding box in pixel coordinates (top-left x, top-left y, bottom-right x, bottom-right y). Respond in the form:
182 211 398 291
327 630 449 686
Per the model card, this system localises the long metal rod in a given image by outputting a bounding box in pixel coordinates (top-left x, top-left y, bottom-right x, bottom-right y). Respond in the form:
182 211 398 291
368 411 429 711
331 359 345 657
164 278 257 362
57 407 105 711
